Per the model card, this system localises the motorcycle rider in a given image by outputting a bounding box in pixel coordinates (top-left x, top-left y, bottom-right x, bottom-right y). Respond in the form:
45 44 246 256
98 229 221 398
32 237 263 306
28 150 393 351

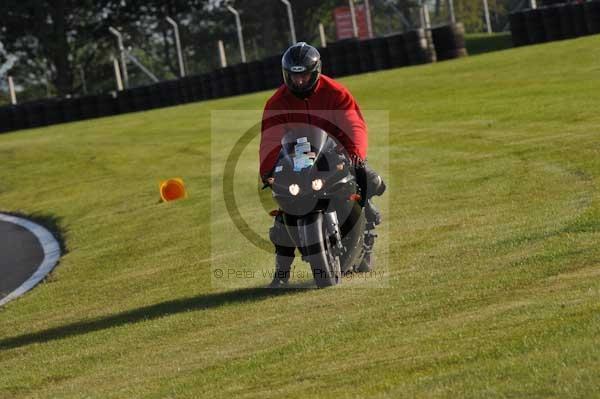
260 42 386 287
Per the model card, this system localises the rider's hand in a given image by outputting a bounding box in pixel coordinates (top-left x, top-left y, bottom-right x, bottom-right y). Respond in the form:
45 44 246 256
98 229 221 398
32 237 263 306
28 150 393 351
261 175 275 189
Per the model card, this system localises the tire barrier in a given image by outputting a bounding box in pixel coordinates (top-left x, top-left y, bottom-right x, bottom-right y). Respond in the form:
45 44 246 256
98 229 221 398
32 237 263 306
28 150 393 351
385 33 409 68
0 107 11 133
201 73 214 100
525 8 547 44
317 46 333 76
572 3 589 36
80 95 100 118
43 100 63 125
370 37 391 70
585 0 600 34
233 63 251 94
1 26 469 134
510 11 530 46
542 5 564 41
97 94 117 117
510 1 600 47
343 40 363 75
559 5 576 39
25 102 46 128
326 41 348 76
404 29 437 65
359 39 376 72
263 55 282 89
247 60 266 93
221 66 238 97
432 23 468 61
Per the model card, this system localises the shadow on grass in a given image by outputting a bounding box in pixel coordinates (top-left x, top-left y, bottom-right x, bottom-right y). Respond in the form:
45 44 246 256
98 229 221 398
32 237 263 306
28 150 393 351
0 286 310 350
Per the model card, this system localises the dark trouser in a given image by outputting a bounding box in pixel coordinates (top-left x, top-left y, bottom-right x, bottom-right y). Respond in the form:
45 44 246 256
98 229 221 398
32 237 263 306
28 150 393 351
270 164 385 283
270 215 296 283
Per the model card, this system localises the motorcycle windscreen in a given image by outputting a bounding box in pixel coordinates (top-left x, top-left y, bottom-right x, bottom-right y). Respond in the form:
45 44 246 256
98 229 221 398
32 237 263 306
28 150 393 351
280 126 343 173
271 126 344 216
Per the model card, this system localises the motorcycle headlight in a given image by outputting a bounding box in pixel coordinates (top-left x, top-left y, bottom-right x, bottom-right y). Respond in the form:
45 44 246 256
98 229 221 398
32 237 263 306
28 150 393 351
312 178 324 191
289 184 300 196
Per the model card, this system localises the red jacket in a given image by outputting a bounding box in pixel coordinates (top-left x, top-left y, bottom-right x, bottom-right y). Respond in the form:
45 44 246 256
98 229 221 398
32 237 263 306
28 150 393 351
260 74 368 178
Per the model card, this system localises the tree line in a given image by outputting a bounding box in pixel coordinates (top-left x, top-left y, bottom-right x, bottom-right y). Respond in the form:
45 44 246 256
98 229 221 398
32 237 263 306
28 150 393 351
0 0 513 103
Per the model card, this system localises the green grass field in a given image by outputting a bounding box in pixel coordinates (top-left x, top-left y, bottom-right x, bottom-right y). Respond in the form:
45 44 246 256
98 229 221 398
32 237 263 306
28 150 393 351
1 36 600 398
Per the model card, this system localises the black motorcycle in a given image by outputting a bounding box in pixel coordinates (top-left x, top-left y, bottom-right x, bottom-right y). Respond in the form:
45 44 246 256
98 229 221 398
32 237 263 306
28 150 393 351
268 126 372 288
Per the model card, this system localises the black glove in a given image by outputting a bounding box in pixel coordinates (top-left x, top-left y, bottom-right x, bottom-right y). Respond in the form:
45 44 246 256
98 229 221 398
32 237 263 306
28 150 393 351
261 173 274 190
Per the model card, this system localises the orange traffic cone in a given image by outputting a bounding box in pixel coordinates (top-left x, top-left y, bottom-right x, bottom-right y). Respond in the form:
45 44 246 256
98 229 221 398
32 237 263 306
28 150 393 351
159 178 187 202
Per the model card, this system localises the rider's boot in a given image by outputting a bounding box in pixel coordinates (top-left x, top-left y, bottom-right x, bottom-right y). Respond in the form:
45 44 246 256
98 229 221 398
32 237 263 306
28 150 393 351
268 253 293 288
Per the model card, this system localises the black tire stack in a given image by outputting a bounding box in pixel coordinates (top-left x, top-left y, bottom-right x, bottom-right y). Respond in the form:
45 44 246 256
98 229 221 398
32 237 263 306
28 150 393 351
317 46 332 76
0 107 11 133
79 95 98 118
431 23 468 61
510 11 530 46
178 77 195 103
232 63 249 95
263 55 283 89
558 5 576 39
343 39 363 75
542 5 564 41
404 29 437 65
385 33 409 68
201 73 214 100
97 94 117 117
370 37 391 70
209 70 224 98
10 106 27 131
359 40 376 72
247 60 266 93
510 1 600 47
43 100 64 125
585 0 600 34
571 3 589 36
525 8 547 44
25 102 45 128
326 41 348 77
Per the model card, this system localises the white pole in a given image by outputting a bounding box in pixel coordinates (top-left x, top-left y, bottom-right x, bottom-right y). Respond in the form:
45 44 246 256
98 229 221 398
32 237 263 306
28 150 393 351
364 0 374 38
423 3 431 29
8 76 16 105
349 0 359 38
483 0 492 34
218 40 227 68
319 23 327 47
124 51 160 82
530 0 537 9
447 0 456 24
109 27 129 88
226 5 246 63
280 0 297 44
112 57 123 91
166 17 186 77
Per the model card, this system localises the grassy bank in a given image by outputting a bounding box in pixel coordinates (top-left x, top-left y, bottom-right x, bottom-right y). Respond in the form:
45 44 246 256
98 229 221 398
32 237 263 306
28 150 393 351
1 35 599 398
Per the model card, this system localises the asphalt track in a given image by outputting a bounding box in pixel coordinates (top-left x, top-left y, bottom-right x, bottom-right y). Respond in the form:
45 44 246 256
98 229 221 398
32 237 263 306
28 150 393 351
0 213 61 306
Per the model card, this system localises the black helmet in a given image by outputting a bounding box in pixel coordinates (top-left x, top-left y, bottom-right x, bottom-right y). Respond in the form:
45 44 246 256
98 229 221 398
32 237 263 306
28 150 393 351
282 42 321 97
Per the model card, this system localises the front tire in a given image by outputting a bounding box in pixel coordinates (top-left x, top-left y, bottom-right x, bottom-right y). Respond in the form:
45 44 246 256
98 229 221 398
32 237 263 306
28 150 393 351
298 213 342 288
308 251 341 288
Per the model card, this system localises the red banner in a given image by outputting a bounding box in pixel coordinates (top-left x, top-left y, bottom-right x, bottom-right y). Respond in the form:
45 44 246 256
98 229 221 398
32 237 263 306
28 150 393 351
333 5 370 40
